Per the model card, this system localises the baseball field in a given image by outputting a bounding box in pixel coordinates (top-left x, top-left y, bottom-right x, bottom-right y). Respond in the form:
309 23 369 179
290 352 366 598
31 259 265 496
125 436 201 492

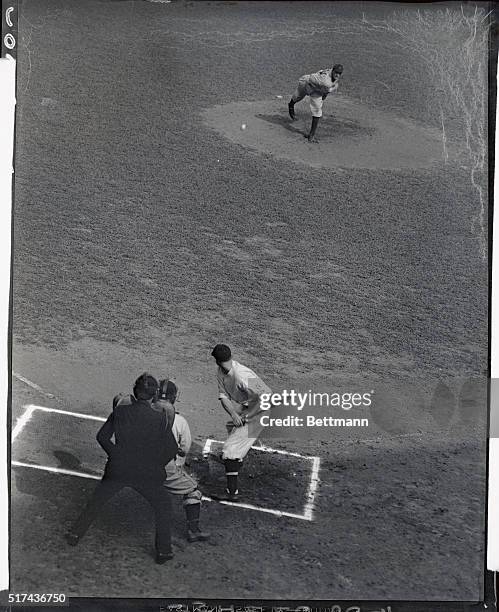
10 0 490 601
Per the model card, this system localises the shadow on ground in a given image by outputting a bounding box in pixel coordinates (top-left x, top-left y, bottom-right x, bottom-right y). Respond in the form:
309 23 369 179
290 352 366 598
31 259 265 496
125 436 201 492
257 112 375 139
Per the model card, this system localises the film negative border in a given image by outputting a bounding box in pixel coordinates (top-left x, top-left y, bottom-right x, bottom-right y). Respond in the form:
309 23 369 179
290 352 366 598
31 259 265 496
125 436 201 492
2 0 17 59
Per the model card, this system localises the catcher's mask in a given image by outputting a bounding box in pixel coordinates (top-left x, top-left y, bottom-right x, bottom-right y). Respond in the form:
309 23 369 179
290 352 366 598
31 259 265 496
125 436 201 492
158 378 179 404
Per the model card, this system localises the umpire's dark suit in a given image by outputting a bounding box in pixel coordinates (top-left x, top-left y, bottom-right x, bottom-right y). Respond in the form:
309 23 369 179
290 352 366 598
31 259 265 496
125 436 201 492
70 391 178 557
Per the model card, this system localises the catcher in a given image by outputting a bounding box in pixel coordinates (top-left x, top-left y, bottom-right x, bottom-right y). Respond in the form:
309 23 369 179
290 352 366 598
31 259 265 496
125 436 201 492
288 63 343 142
155 379 210 543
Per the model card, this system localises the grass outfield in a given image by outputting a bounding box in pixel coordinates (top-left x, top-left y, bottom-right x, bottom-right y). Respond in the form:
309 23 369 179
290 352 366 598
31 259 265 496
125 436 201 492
11 0 489 600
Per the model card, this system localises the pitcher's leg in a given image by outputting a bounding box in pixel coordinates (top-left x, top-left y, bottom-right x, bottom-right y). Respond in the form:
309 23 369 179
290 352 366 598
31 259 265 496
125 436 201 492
289 81 307 120
307 96 323 142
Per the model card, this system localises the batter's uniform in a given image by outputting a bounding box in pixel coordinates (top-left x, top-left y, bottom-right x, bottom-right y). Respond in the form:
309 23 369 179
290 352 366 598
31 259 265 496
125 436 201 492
291 68 338 117
163 411 202 506
217 360 272 460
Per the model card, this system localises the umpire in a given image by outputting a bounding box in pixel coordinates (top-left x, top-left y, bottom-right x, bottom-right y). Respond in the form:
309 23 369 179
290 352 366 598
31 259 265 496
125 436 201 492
65 373 178 564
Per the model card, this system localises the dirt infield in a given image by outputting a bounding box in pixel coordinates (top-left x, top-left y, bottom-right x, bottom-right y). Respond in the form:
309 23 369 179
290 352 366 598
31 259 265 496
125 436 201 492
203 97 455 170
10 334 488 599
11 373 486 599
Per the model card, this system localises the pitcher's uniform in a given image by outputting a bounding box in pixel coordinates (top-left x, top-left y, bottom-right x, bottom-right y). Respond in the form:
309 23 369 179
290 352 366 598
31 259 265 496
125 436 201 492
291 68 339 117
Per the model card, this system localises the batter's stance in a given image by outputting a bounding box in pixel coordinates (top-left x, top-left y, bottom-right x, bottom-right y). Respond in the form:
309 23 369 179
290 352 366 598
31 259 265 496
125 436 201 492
155 379 210 542
211 344 271 502
288 63 344 142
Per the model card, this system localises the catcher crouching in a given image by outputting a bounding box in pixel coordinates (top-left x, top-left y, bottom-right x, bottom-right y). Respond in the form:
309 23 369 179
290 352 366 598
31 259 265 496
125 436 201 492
155 379 210 543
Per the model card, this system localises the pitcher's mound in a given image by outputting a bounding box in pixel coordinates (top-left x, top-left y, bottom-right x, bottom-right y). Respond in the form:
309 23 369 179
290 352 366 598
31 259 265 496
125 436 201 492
202 97 458 170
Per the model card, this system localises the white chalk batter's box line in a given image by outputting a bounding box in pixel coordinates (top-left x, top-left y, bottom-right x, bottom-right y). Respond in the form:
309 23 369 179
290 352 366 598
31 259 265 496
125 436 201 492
202 438 320 521
11 405 320 521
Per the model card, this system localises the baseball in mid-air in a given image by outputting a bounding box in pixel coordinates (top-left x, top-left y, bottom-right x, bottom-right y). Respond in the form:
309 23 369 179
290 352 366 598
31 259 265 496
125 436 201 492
241 123 246 130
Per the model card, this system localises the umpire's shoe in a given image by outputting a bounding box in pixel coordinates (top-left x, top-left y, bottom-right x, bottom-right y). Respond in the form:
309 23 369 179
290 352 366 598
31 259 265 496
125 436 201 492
155 551 174 564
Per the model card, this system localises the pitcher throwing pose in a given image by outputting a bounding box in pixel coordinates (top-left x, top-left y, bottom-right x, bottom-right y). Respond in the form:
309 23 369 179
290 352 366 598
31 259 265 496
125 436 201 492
288 63 344 142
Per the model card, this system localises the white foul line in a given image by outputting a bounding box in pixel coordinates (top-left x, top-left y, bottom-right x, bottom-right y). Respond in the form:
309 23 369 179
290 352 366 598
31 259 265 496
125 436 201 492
12 405 35 441
25 404 106 422
12 372 58 400
11 461 101 480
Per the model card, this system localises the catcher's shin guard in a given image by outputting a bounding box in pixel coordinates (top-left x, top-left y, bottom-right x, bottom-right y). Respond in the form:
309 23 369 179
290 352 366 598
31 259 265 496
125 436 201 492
185 502 210 542
224 458 242 495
